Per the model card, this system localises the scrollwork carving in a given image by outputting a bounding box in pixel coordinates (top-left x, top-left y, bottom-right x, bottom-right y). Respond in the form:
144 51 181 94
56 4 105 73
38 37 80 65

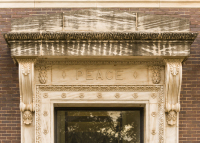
17 58 36 125
164 59 183 126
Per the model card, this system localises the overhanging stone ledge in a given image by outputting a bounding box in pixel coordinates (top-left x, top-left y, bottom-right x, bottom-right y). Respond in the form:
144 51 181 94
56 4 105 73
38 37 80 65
4 31 198 58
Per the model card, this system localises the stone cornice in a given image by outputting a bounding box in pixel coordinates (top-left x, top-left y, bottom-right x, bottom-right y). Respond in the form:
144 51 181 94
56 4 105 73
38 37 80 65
4 32 198 42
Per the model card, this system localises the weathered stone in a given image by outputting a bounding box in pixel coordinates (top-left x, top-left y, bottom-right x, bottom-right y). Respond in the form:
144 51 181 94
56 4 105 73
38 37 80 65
10 9 190 33
9 40 192 57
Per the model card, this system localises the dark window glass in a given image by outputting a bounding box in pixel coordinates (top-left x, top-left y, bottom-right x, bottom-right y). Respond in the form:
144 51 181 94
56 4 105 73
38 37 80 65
55 107 143 143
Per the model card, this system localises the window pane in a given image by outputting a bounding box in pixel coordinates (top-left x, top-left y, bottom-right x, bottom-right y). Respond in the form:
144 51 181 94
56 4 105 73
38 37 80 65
56 109 141 143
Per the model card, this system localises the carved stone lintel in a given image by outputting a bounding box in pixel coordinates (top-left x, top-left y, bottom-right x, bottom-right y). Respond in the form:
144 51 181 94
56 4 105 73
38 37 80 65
164 59 183 126
17 58 36 125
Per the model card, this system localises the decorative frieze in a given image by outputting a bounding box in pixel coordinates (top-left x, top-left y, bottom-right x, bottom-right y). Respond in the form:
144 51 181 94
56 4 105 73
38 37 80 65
36 60 164 66
4 32 198 41
39 85 161 92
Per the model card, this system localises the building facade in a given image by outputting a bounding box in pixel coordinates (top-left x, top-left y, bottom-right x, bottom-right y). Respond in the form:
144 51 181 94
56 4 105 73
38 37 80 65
0 1 200 143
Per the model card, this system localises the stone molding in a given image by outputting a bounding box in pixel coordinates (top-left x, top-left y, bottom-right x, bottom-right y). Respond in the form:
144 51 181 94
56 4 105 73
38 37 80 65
35 60 164 66
4 32 198 42
36 85 164 143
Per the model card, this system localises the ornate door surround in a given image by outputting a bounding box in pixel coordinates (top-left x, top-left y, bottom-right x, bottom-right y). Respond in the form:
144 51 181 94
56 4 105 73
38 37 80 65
4 9 198 143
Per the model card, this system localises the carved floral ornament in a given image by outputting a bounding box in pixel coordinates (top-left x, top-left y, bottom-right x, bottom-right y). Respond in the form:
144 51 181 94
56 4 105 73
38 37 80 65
35 63 51 84
152 66 161 84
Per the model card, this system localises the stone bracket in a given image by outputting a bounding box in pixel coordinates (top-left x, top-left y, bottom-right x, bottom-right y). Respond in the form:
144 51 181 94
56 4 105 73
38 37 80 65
17 58 37 125
164 59 183 126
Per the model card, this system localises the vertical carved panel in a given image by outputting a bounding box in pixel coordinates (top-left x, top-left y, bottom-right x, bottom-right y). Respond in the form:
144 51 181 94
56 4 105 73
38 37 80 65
17 58 36 125
35 62 51 84
164 59 183 126
152 66 161 84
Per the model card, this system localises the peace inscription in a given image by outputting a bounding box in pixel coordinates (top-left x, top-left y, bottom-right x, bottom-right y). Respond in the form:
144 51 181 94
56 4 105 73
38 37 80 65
51 65 149 85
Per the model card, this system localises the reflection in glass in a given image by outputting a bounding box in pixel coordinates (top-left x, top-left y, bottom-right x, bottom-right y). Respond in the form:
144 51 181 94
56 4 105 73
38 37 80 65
56 109 141 143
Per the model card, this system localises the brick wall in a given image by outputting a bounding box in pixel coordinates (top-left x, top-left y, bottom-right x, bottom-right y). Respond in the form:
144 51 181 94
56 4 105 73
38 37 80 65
0 8 200 143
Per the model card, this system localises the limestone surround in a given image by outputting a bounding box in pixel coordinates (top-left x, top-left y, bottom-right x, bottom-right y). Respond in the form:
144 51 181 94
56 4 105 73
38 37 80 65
4 10 198 143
